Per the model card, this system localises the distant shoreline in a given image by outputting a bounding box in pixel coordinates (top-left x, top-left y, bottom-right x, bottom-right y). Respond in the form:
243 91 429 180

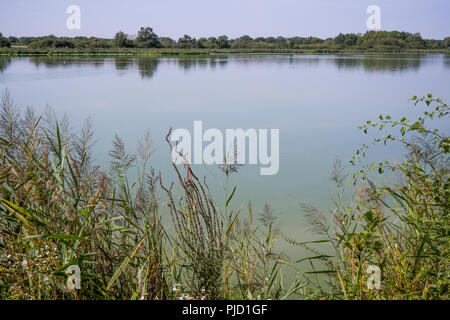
1 47 448 56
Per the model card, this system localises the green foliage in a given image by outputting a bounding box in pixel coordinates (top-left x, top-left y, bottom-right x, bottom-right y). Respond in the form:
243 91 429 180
136 27 161 48
28 36 109 49
289 95 449 300
2 30 449 52
177 35 198 49
0 90 167 299
0 88 447 300
0 90 296 300
217 35 230 49
0 33 11 48
114 31 134 48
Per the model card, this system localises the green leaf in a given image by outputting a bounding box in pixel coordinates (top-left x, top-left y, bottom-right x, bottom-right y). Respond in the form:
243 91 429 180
106 226 151 291
226 186 236 207
408 121 422 131
400 127 406 136
226 211 240 237
296 255 333 263
52 253 96 274
24 234 87 241
306 270 336 274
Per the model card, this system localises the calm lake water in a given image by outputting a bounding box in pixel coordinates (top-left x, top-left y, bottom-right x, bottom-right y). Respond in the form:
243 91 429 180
0 54 449 258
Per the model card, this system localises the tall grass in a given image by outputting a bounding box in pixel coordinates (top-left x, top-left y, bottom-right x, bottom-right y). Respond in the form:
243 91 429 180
0 89 170 299
0 89 295 300
0 90 447 300
287 94 449 300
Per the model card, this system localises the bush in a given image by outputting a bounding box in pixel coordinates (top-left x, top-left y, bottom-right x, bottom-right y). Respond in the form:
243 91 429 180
0 90 298 300
289 94 449 300
0 33 11 48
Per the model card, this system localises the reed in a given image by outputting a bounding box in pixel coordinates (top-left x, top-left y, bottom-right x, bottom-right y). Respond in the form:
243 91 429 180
0 90 296 300
286 95 449 300
0 89 447 300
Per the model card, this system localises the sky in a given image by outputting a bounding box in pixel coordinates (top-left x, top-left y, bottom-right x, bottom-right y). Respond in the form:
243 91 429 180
1 0 449 40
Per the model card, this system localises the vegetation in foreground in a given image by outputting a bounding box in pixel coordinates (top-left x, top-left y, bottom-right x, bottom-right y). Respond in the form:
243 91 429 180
0 29 449 55
0 90 448 300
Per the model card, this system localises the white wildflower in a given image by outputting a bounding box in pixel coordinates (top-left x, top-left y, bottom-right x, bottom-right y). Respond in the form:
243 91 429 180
172 283 181 292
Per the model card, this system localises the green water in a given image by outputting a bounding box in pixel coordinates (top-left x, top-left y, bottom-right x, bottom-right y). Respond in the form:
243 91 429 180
0 54 449 260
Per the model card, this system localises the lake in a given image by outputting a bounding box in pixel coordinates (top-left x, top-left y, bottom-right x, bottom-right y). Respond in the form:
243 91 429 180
0 54 449 258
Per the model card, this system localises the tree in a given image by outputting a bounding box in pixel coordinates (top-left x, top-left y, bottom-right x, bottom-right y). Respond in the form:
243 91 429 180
114 31 127 47
160 37 175 48
114 31 134 48
443 37 450 48
217 35 230 49
0 33 11 48
232 35 253 49
197 37 208 49
8 36 18 44
344 34 358 47
54 39 75 48
238 35 253 42
136 27 161 48
334 33 347 46
177 35 197 49
205 37 219 49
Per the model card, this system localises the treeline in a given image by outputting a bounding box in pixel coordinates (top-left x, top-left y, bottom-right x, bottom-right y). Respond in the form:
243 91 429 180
1 28 450 51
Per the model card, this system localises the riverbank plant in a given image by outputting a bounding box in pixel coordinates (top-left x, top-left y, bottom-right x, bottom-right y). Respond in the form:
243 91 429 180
288 94 449 300
0 89 294 299
0 89 447 299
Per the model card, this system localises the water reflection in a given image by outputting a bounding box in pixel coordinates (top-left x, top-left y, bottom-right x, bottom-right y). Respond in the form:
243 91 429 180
0 56 11 73
174 57 228 72
29 56 105 69
332 56 422 73
444 54 450 68
111 56 227 78
114 57 133 70
137 58 159 79
0 54 448 77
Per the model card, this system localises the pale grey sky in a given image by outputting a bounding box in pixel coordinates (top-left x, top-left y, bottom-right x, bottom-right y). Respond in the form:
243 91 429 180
1 0 449 39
